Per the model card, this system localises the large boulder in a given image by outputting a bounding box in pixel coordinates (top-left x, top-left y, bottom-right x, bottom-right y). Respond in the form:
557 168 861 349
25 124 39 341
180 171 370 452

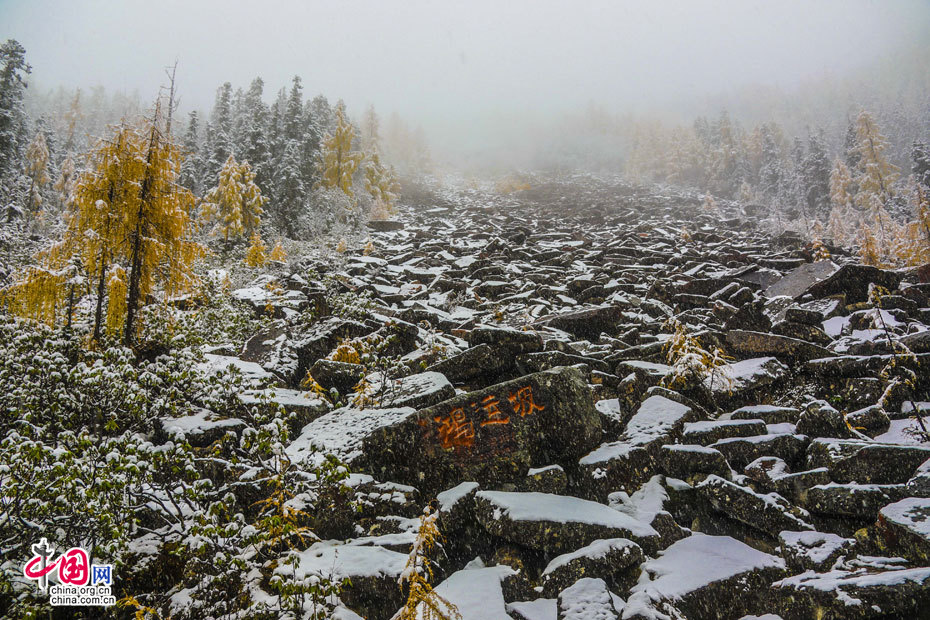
696 475 814 538
726 330 832 363
557 577 623 620
630 533 787 619
358 367 602 494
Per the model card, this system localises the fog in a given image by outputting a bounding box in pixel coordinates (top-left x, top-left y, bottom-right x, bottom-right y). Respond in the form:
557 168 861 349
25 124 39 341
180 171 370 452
2 0 929 165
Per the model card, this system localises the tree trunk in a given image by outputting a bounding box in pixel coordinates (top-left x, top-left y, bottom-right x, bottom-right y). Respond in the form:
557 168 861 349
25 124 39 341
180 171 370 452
124 118 160 347
93 255 106 342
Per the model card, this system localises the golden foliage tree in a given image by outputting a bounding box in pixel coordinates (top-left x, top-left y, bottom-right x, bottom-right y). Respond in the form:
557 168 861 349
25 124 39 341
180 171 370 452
365 151 400 219
200 154 267 243
5 106 203 345
244 232 268 267
319 106 363 198
24 129 50 214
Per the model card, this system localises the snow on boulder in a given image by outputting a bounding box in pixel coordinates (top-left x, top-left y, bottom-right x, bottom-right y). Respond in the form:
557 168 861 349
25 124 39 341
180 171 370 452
696 474 814 537
579 395 696 500
773 565 930 618
541 538 643 597
557 577 623 620
415 564 518 620
631 533 786 619
198 353 275 385
474 490 659 555
285 406 418 466
702 356 788 397
877 497 930 564
778 530 855 572
157 408 245 447
280 540 408 620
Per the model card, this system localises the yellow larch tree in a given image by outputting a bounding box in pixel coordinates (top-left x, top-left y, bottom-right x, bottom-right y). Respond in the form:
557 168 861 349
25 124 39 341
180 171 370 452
853 110 899 251
24 130 50 215
5 105 203 346
319 106 364 198
200 154 267 243
365 151 400 220
244 232 268 267
269 239 287 262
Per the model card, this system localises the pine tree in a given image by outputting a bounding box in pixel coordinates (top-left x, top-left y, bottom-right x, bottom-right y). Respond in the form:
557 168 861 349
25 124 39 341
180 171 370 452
62 89 83 154
912 140 930 189
272 139 305 236
828 159 855 245
0 40 31 182
803 130 831 219
758 123 785 200
242 78 271 191
361 104 381 153
24 130 50 215
179 111 201 194
365 151 400 219
318 106 363 198
201 155 267 243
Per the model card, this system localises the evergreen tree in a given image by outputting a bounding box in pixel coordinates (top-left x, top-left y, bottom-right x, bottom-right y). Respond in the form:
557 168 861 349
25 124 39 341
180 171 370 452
204 83 234 187
180 111 201 194
272 140 304 236
803 130 831 219
0 40 31 183
758 123 784 200
242 78 271 191
912 140 930 189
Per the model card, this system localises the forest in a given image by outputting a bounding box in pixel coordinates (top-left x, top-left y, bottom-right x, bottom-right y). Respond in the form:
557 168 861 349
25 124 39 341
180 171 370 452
2 1 930 619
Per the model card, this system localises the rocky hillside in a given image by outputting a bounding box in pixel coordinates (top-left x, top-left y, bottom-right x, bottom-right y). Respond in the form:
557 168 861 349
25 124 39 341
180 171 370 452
133 176 930 618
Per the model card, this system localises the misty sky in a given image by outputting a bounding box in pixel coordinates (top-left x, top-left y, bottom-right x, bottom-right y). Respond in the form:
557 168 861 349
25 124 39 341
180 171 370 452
2 0 928 151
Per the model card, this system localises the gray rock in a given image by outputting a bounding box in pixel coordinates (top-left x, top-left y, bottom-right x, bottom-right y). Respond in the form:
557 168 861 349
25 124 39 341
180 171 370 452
683 419 768 445
796 400 854 439
727 330 833 363
778 530 855 572
541 538 643 598
711 433 810 470
764 260 838 299
876 497 930 564
657 444 731 481
697 475 814 537
805 483 908 520
427 343 509 384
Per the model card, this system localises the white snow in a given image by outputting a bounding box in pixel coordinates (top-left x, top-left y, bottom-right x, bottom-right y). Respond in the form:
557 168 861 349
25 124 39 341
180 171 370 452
779 530 853 566
285 406 417 464
632 533 785 601
879 497 930 538
507 598 557 620
874 418 927 445
822 315 850 338
198 353 272 384
437 481 480 513
281 540 408 581
608 475 670 524
543 538 640 577
702 356 787 393
558 577 622 619
417 565 517 620
476 491 658 538
160 408 242 437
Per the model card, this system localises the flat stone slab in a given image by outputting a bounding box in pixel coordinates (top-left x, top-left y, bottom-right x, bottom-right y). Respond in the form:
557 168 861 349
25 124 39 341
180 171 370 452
764 260 838 299
541 538 643 597
475 490 659 555
726 330 832 363
697 475 814 537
